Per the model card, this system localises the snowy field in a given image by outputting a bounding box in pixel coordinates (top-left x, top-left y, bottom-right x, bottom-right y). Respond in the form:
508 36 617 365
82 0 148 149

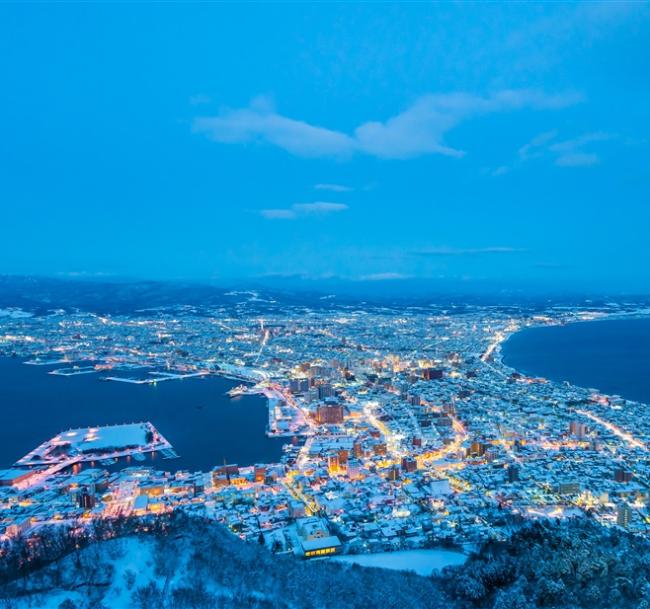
332 548 467 576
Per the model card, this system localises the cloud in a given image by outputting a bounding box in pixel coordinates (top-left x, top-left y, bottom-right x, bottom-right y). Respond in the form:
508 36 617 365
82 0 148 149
315 183 352 192
260 201 349 220
492 130 613 175
411 246 524 257
194 96 354 158
193 90 582 160
259 209 298 220
519 129 559 160
555 152 600 167
548 132 612 166
357 272 411 281
293 202 348 214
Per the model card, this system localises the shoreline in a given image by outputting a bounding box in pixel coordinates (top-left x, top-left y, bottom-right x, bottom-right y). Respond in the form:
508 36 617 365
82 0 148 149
496 312 650 407
0 357 286 472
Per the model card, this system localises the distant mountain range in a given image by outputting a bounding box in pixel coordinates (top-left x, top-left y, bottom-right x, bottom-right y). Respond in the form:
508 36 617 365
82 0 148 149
0 275 644 315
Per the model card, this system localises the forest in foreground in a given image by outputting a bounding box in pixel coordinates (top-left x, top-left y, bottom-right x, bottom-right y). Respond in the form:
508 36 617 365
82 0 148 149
1 514 649 609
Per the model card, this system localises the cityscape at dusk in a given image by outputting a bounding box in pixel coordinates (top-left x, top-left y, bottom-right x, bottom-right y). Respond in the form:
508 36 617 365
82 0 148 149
1 3 650 609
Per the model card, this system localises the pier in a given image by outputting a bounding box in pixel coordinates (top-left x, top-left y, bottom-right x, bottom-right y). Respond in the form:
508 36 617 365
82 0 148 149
13 422 178 490
101 370 211 384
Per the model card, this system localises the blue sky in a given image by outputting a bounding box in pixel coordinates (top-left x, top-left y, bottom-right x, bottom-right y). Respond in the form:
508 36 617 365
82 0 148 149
1 2 649 292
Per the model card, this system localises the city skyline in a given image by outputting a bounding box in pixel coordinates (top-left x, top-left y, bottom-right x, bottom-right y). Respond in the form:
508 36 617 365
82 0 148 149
2 2 650 292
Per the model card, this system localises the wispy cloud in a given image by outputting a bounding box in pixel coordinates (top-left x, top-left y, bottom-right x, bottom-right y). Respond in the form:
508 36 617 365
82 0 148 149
548 132 612 166
314 183 353 192
357 272 411 281
519 129 559 161
260 201 349 220
193 90 582 160
492 130 613 175
411 246 525 257
259 209 297 220
555 152 600 167
293 202 348 214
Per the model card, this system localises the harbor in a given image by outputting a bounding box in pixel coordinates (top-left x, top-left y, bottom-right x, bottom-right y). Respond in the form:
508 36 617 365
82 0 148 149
0 357 286 473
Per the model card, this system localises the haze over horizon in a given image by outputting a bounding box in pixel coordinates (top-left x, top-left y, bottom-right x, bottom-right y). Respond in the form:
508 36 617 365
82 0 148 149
2 3 650 293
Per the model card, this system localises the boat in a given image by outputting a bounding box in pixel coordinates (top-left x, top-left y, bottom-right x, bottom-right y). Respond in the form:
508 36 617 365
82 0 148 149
227 384 249 397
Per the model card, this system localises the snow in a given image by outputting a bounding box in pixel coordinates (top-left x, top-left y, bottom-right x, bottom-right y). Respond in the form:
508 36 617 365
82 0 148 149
332 548 467 576
0 308 32 319
10 589 85 609
101 537 159 608
61 423 150 452
5 537 159 609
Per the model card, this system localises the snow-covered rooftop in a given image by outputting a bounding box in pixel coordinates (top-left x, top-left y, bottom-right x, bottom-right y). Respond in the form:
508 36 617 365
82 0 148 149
56 423 150 453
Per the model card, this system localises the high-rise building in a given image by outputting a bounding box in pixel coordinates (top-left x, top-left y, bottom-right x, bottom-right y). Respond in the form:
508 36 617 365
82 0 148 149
316 403 344 425
386 466 400 481
617 503 633 527
507 465 520 483
289 378 310 394
401 457 417 473
614 468 634 483
317 383 336 400
327 454 340 474
254 465 267 483
77 491 96 510
421 368 444 381
569 421 588 438
467 440 486 458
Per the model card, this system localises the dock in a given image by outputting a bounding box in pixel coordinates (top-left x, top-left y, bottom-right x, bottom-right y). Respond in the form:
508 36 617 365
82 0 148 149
101 371 211 385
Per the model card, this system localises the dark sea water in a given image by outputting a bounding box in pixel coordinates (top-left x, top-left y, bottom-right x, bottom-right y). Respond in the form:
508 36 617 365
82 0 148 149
502 317 650 404
0 358 285 471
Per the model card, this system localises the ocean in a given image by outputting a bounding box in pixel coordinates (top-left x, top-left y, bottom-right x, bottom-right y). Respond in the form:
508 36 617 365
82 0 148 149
0 357 285 471
501 317 650 404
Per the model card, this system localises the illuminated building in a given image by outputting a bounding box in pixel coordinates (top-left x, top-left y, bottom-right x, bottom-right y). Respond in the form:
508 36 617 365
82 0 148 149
401 457 417 473
254 465 267 483
316 404 344 425
569 421 588 438
421 367 444 381
296 517 342 558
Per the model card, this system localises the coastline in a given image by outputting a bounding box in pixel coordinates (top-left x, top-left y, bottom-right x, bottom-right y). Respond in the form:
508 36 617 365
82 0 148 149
496 313 650 407
0 357 286 471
